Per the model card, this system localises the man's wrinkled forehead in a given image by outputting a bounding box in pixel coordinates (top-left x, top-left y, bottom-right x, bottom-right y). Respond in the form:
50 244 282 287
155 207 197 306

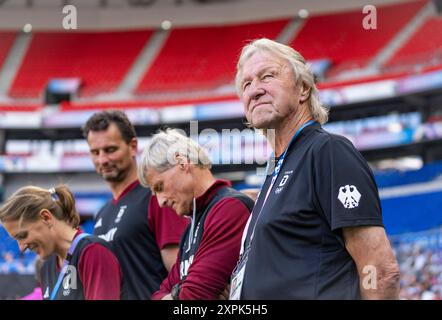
238 51 292 84
145 167 169 187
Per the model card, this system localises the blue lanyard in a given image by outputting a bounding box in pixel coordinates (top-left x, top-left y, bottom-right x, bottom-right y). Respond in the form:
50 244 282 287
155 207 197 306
50 233 89 300
250 120 316 243
267 120 315 181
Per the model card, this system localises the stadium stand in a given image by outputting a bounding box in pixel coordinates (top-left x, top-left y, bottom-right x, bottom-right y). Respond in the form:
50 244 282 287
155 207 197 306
290 0 428 78
2 1 432 99
385 16 442 72
0 32 16 71
392 228 442 300
135 18 289 94
8 30 153 98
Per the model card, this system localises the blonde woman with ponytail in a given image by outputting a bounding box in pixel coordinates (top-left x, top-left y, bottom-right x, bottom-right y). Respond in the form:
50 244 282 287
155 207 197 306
0 185 126 300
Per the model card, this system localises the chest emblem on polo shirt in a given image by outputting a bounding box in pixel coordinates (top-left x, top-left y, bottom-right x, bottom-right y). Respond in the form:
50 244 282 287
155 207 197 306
275 170 293 194
338 185 361 209
114 205 127 224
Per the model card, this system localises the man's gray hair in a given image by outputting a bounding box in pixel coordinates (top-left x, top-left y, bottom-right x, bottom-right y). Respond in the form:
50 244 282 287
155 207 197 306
235 38 329 124
138 128 212 187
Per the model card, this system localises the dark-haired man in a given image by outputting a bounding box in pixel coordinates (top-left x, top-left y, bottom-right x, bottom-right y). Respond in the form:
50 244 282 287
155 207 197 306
83 110 188 300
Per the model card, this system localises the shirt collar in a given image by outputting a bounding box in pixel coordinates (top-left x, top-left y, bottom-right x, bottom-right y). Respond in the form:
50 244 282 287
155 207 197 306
194 179 232 212
286 121 320 153
112 180 140 204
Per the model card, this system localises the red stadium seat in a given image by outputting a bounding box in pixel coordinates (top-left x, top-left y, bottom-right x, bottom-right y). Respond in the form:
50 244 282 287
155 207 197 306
9 30 153 98
0 32 16 70
384 17 442 71
135 19 289 94
290 0 428 77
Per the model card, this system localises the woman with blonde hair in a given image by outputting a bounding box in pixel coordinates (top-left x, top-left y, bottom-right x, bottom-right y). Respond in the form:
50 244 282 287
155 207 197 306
0 185 126 300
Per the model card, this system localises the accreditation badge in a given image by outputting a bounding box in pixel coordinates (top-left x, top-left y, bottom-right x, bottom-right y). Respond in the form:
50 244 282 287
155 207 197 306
229 248 249 300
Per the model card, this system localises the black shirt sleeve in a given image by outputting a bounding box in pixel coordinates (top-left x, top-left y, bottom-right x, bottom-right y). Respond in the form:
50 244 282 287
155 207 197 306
313 134 384 231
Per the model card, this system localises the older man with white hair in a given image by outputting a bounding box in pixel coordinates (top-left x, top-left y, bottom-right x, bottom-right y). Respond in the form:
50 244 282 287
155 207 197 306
138 128 253 300
230 38 400 300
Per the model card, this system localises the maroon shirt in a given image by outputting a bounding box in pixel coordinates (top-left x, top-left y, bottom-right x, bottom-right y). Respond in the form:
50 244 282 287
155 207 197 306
152 180 250 300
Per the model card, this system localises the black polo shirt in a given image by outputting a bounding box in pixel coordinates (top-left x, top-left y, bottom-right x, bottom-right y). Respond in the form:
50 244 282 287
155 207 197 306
240 122 383 300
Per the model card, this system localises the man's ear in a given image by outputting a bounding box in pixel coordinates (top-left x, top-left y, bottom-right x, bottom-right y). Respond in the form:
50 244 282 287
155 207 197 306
299 83 311 104
129 137 138 156
39 209 54 227
175 153 191 172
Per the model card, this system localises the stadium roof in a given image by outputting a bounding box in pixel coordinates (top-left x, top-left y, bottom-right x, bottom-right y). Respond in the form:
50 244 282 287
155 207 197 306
0 0 407 30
